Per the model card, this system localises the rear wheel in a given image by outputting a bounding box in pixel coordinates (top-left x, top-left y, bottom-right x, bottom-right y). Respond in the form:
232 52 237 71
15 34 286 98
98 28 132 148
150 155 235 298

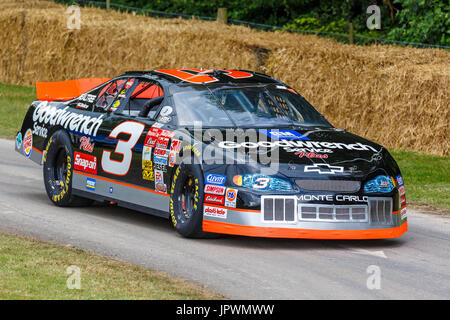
43 130 93 207
169 162 210 238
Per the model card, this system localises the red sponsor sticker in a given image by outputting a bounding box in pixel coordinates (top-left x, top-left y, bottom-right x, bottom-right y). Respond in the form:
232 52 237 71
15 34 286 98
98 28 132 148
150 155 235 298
79 136 94 153
170 139 182 152
154 148 169 157
160 129 175 138
156 136 170 149
204 194 225 205
204 184 226 195
144 127 162 148
74 151 97 174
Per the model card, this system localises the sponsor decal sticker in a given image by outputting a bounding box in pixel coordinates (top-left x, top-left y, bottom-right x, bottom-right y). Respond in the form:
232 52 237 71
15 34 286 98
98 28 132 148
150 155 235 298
396 175 404 187
154 169 166 192
23 129 33 158
79 136 94 153
204 194 225 205
204 184 226 195
144 127 162 148
154 155 168 165
156 136 170 149
142 168 154 181
170 139 182 153
218 140 378 153
225 188 238 207
158 115 172 123
295 151 328 159
125 78 134 89
79 93 96 103
86 177 96 191
159 106 173 116
154 148 169 157
74 151 97 174
400 207 407 220
261 129 310 140
32 101 104 137
109 187 113 194
142 146 152 163
110 100 120 111
203 205 227 219
16 132 22 149
168 151 176 167
75 102 90 110
205 173 227 186
399 185 405 196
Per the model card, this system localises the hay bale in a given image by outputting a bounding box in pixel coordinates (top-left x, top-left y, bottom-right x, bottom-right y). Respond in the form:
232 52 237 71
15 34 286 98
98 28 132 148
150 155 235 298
0 0 448 155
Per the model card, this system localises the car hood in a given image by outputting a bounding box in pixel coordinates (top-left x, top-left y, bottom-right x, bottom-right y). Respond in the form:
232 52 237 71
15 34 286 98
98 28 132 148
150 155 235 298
189 126 390 180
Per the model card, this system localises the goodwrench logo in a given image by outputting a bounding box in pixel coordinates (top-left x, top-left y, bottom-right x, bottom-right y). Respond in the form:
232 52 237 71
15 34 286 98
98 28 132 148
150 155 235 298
304 163 344 175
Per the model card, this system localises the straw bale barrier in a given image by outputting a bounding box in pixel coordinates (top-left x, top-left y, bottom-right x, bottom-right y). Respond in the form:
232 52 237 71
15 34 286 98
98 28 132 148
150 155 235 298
0 0 448 155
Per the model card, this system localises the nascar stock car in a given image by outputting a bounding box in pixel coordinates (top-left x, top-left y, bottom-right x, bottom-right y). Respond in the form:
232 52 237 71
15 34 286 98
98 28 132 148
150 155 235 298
15 69 407 239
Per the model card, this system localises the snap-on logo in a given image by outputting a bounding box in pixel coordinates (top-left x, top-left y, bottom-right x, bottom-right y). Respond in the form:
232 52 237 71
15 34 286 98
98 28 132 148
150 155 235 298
74 152 97 174
205 173 226 186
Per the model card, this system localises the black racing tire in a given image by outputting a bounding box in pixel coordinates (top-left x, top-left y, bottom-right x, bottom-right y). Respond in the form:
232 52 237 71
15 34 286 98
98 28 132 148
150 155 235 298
169 162 211 238
43 130 93 207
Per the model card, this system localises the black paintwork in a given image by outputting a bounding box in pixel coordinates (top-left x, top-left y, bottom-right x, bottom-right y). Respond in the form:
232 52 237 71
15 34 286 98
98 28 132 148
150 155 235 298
17 69 403 215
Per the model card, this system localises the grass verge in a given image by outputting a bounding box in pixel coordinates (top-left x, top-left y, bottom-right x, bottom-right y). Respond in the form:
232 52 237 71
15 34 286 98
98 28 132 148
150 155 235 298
0 82 448 211
390 150 449 212
0 82 35 139
0 231 223 299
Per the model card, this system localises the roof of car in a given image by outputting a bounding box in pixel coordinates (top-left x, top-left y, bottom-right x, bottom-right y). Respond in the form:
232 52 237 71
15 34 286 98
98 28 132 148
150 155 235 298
122 69 282 86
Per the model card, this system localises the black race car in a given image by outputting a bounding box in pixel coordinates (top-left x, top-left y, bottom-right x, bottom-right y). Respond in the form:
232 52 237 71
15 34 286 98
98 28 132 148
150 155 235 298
15 69 407 239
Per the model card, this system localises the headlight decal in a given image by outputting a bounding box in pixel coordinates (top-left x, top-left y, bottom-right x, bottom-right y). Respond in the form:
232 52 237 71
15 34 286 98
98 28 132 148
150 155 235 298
364 175 395 193
233 174 293 191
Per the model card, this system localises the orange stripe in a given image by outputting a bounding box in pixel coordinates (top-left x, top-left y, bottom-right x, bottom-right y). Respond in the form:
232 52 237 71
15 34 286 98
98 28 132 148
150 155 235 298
32 147 42 154
203 220 408 240
74 170 170 197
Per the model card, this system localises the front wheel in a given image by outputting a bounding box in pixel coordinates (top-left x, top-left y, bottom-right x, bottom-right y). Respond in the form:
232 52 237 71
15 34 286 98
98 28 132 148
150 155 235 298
169 162 211 238
43 130 93 207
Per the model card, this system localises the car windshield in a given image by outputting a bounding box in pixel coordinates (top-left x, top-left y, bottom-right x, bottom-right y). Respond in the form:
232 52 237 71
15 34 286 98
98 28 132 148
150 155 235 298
172 85 331 128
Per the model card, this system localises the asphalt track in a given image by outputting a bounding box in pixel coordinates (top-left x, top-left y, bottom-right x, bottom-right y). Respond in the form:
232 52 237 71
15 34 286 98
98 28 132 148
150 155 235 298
0 138 448 299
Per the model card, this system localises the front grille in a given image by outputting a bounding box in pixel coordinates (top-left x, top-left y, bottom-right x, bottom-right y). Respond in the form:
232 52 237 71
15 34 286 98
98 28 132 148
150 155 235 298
369 198 393 224
295 180 361 192
262 196 296 223
298 204 368 222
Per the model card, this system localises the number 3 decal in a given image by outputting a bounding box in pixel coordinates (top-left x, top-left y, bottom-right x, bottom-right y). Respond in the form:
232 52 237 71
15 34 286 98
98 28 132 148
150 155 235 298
101 121 145 176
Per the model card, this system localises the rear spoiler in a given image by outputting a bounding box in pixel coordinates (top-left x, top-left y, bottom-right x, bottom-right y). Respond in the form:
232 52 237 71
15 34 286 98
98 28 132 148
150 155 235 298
36 78 111 101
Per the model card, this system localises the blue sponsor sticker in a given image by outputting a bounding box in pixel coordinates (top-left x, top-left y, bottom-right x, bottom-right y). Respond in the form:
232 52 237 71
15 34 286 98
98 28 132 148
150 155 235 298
154 155 168 165
260 129 309 140
109 187 113 194
86 177 96 190
205 173 227 186
396 175 404 187
16 132 22 149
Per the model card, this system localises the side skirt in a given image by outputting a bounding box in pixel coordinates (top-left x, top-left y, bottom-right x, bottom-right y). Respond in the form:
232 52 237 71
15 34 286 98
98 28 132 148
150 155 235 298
72 170 170 219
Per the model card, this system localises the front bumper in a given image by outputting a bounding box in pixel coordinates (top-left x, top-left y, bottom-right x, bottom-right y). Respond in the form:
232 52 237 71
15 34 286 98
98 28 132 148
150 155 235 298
202 196 407 239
